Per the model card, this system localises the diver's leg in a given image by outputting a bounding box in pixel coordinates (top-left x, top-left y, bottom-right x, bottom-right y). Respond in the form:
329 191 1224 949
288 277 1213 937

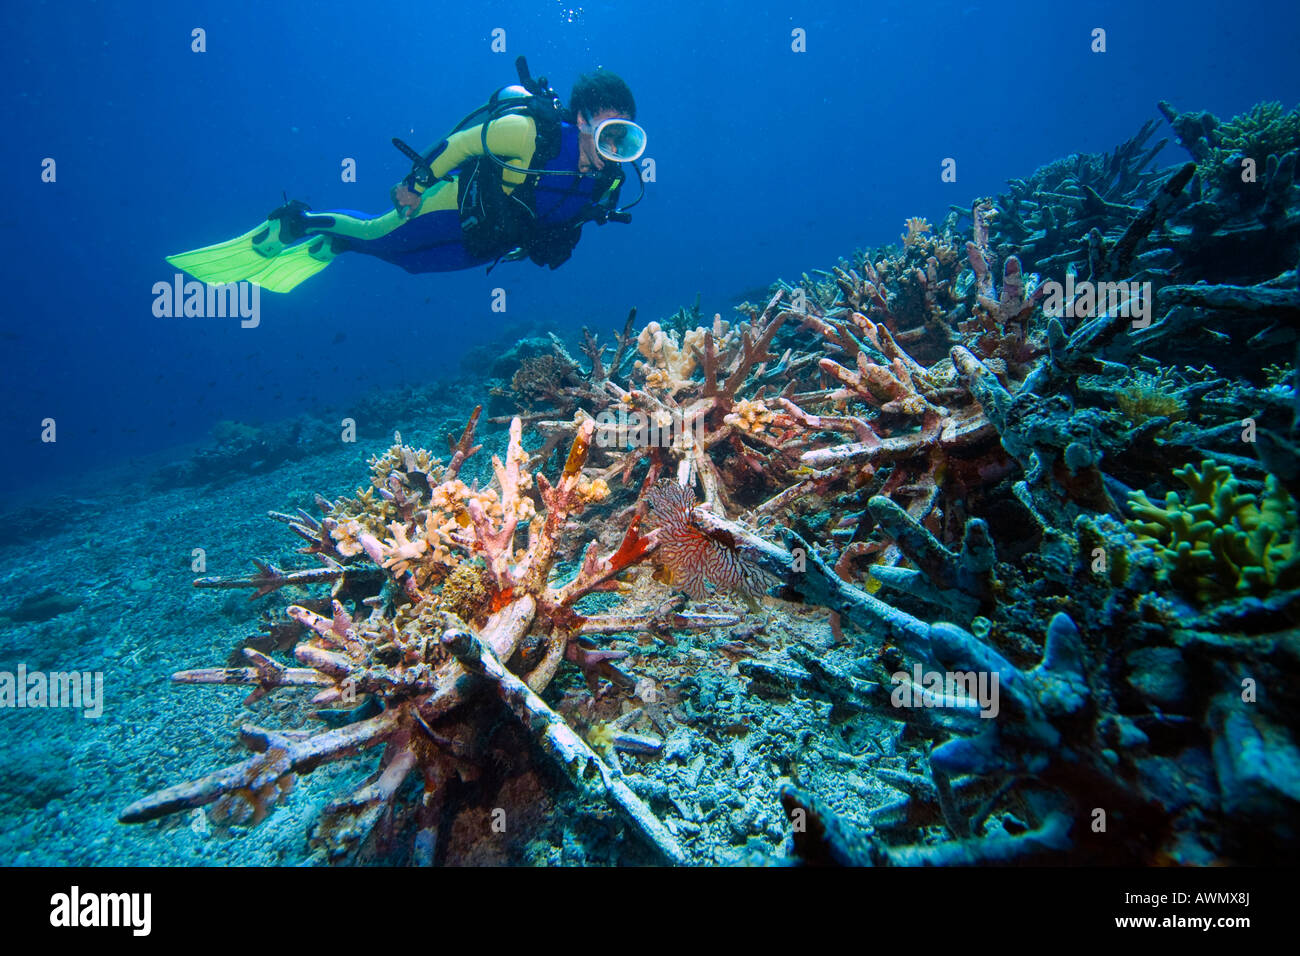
167 181 478 290
338 208 492 273
326 183 494 273
282 179 459 245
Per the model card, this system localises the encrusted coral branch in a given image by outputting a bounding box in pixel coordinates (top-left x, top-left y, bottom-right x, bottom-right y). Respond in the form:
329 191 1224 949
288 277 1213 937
193 558 348 599
442 626 686 864
119 709 402 824
445 404 483 480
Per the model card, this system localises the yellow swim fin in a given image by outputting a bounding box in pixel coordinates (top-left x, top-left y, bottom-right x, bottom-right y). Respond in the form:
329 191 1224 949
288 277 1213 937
166 211 340 293
166 223 280 286
244 235 341 293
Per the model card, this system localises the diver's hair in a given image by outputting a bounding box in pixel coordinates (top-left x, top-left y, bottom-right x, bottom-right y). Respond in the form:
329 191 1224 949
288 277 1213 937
570 69 636 121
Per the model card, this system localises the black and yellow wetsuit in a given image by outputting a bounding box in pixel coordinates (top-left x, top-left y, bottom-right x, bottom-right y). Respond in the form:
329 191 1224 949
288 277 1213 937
318 113 548 272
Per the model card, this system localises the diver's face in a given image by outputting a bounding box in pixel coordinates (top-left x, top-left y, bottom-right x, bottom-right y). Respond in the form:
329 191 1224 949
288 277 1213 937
578 108 628 172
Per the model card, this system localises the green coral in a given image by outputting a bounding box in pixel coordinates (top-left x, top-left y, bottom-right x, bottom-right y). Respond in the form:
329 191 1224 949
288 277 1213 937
1263 362 1294 388
1205 101 1300 189
1128 460 1300 605
1115 371 1189 427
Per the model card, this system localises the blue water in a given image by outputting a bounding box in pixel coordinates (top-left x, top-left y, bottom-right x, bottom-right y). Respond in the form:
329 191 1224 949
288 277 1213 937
2 0 1298 494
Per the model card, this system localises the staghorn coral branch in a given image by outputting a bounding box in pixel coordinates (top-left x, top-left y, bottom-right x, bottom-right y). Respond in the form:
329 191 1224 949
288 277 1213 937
609 307 638 385
269 498 344 558
798 428 931 470
866 495 996 614
800 308 865 361
1102 162 1195 280
293 642 356 680
720 301 789 398
549 514 658 607
1158 282 1300 316
310 729 418 863
576 610 741 634
781 783 1072 865
520 418 598 593
119 709 402 824
951 346 1015 444
286 601 369 657
445 405 483 480
885 812 1072 865
462 417 533 590
174 647 331 705
442 627 686 864
321 753 418 862
408 594 539 725
581 327 606 381
193 559 346 599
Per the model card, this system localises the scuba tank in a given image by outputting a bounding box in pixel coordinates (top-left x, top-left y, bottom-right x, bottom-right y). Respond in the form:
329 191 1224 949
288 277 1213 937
391 57 568 192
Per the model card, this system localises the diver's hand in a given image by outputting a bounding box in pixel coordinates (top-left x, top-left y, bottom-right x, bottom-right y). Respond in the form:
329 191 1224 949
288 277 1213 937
391 184 422 219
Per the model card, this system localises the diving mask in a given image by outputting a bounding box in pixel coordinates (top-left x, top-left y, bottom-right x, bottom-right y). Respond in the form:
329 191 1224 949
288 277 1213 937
580 116 647 163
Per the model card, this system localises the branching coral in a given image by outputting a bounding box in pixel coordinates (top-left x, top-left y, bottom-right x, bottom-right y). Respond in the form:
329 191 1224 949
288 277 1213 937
512 353 584 411
120 414 744 864
1128 459 1300 604
115 99 1300 871
957 249 1045 384
634 317 734 392
819 311 953 416
528 292 805 516
1199 101 1300 194
1115 370 1190 425
688 513 1183 862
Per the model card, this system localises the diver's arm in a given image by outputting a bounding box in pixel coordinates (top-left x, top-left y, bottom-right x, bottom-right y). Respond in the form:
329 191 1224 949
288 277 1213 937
393 113 537 218
426 113 537 189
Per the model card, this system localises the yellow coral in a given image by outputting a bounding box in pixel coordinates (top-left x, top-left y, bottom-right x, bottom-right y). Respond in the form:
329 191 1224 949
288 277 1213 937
585 721 616 754
1116 373 1188 425
642 367 672 390
576 475 610 503
634 315 735 392
1263 363 1294 388
726 398 776 435
1128 460 1300 604
901 216 932 247
434 562 490 624
367 433 442 488
330 518 368 557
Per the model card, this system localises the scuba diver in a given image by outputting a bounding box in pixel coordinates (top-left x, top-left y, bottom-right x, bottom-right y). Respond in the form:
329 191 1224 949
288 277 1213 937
167 58 646 292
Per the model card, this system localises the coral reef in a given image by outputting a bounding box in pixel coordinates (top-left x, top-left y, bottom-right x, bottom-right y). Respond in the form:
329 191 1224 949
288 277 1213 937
121 412 740 863
115 98 1300 866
